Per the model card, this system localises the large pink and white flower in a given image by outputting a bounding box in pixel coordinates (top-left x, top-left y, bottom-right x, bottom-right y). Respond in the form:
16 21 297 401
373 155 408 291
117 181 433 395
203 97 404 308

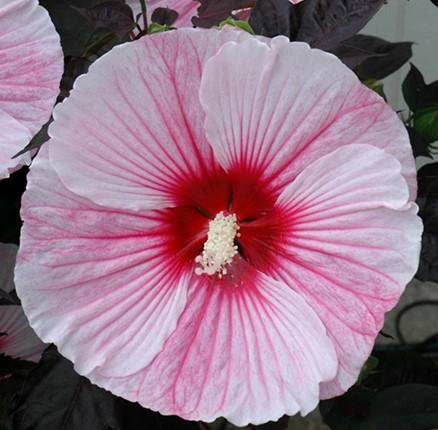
16 28 421 425
0 0 63 179
0 244 46 362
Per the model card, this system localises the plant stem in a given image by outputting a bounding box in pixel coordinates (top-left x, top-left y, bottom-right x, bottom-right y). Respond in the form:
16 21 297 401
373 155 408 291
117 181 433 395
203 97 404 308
138 0 148 29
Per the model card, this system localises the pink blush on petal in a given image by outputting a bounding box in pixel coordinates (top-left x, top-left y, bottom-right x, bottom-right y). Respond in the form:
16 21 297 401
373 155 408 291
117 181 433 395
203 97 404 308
0 0 63 179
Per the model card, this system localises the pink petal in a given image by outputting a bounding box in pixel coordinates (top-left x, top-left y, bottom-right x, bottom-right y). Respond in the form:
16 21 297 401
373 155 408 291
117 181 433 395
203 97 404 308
290 0 304 4
88 259 337 426
49 29 253 211
199 37 417 201
0 0 63 178
128 0 198 27
269 144 422 398
0 306 46 362
15 147 191 377
0 111 32 179
0 243 18 293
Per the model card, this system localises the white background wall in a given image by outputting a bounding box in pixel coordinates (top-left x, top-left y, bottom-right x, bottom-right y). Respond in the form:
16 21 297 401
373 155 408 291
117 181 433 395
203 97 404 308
363 0 438 110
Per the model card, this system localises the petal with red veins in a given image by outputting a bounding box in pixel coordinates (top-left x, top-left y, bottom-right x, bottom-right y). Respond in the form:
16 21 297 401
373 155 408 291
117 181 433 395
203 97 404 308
200 37 416 200
89 259 337 426
0 306 46 362
0 0 63 178
0 111 32 179
15 147 191 377
268 144 422 398
49 28 253 211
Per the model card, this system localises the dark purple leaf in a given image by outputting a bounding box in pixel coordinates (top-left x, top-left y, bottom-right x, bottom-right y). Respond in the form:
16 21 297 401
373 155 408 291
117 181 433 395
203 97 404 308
0 354 36 379
13 123 50 158
418 162 438 200
249 415 289 429
322 382 438 429
75 1 134 37
192 0 253 28
40 0 96 56
352 36 412 79
11 347 201 430
151 7 179 26
41 0 132 57
403 64 427 112
407 126 434 159
114 400 199 430
431 0 438 6
331 35 412 76
0 168 27 244
417 232 438 282
295 0 384 49
249 0 291 38
12 347 120 430
403 66 438 112
416 162 438 282
60 57 92 101
330 36 383 69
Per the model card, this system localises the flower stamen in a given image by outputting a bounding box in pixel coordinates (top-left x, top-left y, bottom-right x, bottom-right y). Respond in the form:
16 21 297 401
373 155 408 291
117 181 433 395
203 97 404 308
195 211 240 278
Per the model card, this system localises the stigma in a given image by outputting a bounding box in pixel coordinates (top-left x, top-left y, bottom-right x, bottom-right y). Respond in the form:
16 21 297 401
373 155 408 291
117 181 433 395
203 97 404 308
195 211 240 278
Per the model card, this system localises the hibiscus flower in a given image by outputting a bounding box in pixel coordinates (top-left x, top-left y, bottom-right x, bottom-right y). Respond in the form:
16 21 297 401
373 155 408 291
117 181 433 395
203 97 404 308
0 244 46 362
0 0 63 179
16 28 422 425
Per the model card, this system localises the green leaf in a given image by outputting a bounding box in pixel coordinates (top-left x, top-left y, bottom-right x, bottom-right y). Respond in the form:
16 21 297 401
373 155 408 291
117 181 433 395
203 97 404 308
147 22 172 34
357 356 379 385
414 107 438 142
218 18 255 34
362 79 386 101
402 64 427 112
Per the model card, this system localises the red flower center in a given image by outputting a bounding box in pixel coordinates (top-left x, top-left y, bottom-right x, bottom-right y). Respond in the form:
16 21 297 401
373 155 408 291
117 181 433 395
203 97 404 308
163 166 284 275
